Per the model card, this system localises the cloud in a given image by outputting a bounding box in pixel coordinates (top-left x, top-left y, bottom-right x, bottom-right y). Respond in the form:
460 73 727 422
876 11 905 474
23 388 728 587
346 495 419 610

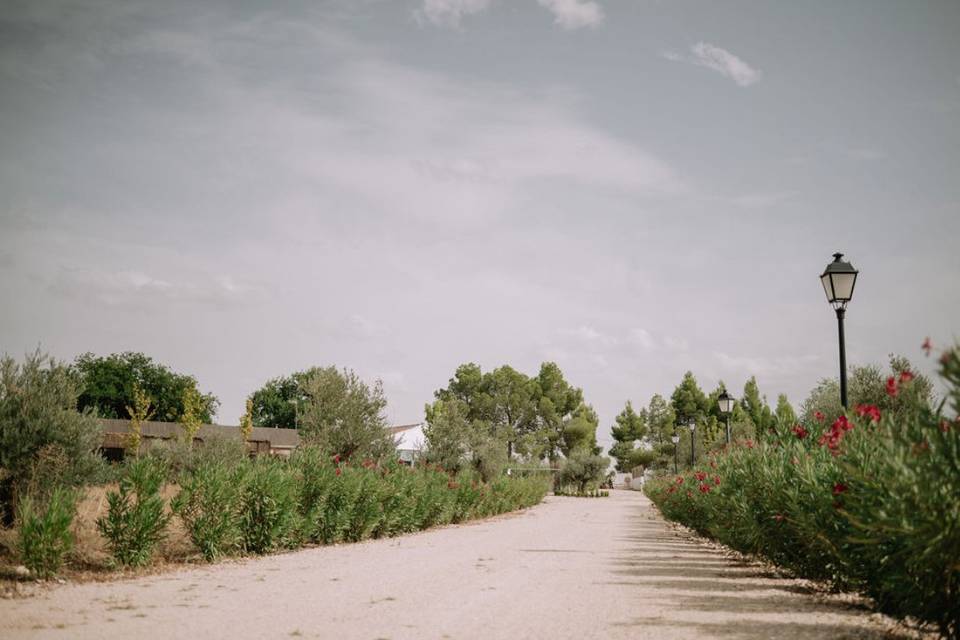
537 0 604 30
628 328 655 350
562 325 618 346
662 42 762 87
417 0 604 30
690 42 762 87
415 0 493 28
713 351 820 378
48 267 260 310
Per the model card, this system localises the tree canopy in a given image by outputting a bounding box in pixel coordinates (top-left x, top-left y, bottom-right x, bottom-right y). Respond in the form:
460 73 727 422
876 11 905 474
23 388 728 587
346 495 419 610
426 361 590 470
72 352 218 423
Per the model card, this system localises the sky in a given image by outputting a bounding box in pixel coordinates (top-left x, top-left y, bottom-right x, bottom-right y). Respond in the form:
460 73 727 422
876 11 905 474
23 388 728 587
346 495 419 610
1 0 959 451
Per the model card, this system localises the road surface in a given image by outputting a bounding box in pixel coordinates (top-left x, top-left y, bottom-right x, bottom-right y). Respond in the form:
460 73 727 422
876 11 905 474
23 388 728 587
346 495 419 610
0 491 920 639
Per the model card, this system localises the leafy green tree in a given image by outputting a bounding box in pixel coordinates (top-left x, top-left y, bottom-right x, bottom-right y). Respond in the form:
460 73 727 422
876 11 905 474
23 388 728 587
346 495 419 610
670 371 709 425
125 384 153 457
557 450 610 493
296 367 395 461
423 398 505 479
432 361 586 463
800 355 933 425
608 401 648 472
73 352 218 423
534 362 584 459
248 372 311 429
774 393 797 430
742 376 774 435
1 352 103 522
560 404 600 456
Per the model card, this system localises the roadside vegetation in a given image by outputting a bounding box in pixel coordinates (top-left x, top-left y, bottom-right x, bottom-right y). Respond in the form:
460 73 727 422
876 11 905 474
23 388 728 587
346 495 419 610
643 342 959 639
0 351 560 581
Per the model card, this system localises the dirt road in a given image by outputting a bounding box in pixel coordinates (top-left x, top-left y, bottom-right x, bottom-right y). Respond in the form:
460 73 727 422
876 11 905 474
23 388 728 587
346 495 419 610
0 491 920 639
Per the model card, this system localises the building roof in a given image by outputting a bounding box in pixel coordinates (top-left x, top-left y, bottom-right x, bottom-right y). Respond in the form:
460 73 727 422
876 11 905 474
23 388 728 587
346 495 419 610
98 418 301 448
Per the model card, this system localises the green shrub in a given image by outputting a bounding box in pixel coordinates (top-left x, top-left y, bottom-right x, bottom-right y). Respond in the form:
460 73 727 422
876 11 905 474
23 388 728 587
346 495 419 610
0 352 103 522
238 458 298 554
645 344 960 638
289 447 338 543
145 433 248 481
172 460 243 561
97 457 171 567
16 486 77 578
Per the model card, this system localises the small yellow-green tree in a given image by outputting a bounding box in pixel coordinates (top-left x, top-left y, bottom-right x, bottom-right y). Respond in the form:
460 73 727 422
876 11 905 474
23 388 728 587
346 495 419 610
180 387 204 443
239 398 253 442
125 384 154 457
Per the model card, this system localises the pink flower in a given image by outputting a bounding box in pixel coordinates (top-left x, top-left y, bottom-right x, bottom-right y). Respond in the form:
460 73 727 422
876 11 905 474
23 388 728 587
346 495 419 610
791 424 808 439
335 467 342 476
713 476 721 486
773 514 784 522
854 404 881 423
922 337 933 356
699 484 711 494
695 471 707 481
886 376 899 397
814 411 825 423
675 476 684 485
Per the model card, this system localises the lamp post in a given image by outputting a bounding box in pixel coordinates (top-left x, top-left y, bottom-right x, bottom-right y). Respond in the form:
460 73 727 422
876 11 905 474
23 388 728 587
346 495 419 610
820 253 859 409
688 420 696 466
670 433 680 473
718 390 734 445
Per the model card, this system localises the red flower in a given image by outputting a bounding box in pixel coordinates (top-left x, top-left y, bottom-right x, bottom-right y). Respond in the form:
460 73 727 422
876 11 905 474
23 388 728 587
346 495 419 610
686 491 693 498
832 482 848 496
922 337 932 356
886 376 899 397
854 404 881 422
667 485 676 494
814 411 825 423
675 476 684 485
744 439 755 449
695 471 707 481
774 514 784 522
335 467 342 476
713 476 721 486
699 484 711 493
941 420 951 434
899 370 914 384
332 454 341 464
791 424 808 439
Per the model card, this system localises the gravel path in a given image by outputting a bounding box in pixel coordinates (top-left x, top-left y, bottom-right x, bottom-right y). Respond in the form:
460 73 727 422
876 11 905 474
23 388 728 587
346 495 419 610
0 491 921 639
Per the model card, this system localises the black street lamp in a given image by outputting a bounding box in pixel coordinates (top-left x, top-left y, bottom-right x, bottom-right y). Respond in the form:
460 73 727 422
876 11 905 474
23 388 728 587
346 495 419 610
687 420 696 466
820 253 859 409
718 390 734 444
671 433 680 473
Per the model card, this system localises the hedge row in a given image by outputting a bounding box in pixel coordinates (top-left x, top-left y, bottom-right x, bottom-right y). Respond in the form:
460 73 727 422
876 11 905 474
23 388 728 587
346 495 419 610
645 346 960 638
18 448 550 573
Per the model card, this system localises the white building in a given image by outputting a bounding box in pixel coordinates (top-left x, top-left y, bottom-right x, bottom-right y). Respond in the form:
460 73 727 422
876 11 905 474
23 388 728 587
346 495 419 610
389 423 425 465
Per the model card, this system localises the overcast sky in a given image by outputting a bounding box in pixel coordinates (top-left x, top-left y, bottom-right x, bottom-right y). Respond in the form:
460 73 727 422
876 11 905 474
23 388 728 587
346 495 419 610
2 0 959 449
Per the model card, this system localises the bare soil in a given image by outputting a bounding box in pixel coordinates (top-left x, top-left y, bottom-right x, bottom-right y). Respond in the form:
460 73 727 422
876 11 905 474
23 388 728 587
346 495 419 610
0 491 935 639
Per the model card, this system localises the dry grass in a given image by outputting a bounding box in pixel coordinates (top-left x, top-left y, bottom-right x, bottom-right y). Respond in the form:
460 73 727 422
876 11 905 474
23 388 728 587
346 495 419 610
1 483 199 591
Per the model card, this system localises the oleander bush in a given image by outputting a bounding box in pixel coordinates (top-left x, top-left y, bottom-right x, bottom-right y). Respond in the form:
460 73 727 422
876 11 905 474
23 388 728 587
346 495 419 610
237 457 299 554
97 457 171 567
645 343 960 638
171 460 243 561
16 486 78 578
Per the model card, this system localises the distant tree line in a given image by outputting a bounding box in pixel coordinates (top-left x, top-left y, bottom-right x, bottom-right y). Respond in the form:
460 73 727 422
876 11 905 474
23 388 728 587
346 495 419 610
607 355 934 473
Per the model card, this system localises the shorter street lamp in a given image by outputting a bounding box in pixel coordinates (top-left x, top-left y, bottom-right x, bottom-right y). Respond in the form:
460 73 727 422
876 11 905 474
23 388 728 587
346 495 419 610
718 390 734 445
670 433 680 473
820 253 859 409
688 420 696 466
